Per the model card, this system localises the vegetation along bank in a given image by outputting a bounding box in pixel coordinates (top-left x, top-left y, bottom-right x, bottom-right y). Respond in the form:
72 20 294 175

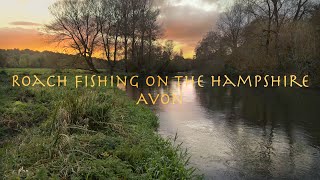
0 69 200 179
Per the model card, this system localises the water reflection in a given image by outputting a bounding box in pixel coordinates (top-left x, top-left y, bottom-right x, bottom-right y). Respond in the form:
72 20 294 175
124 78 320 179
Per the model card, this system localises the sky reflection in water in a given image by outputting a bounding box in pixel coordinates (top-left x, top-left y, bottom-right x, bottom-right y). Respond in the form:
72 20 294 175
125 79 320 179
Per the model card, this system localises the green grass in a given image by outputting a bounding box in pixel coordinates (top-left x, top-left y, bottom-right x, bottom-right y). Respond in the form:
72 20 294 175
0 68 201 179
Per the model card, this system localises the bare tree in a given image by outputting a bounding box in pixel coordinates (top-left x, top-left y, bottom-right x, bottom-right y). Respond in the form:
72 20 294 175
245 0 312 54
136 0 161 73
293 0 310 21
196 31 225 61
97 0 126 75
47 0 162 74
119 0 131 73
156 40 174 74
124 0 162 73
218 1 249 52
146 4 161 67
129 0 140 66
197 0 320 75
46 0 100 72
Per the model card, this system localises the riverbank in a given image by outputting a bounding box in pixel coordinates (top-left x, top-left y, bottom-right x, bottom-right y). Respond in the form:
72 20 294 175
0 69 200 179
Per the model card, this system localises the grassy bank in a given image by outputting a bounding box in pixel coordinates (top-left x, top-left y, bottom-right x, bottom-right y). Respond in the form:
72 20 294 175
0 69 200 179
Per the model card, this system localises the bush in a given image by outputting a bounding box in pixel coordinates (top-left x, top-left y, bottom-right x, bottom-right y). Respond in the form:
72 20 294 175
0 70 7 75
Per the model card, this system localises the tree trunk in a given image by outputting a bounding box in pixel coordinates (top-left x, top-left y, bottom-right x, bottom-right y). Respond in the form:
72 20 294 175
272 0 281 67
110 65 114 75
148 29 152 72
266 0 272 54
124 35 128 73
85 57 99 73
140 30 145 71
113 26 120 75
293 0 308 21
131 0 136 65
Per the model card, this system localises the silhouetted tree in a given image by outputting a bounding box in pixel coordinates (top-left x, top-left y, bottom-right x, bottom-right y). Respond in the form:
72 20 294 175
46 0 100 72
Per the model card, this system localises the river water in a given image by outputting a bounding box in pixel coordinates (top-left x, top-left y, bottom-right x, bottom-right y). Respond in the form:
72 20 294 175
124 78 320 179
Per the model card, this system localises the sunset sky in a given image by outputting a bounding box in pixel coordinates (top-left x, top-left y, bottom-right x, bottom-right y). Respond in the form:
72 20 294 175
0 0 231 58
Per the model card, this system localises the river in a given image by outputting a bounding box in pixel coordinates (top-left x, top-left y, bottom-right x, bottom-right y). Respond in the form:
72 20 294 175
124 78 320 179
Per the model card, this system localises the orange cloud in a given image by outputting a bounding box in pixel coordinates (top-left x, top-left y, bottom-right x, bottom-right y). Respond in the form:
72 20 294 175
159 3 219 58
0 27 61 52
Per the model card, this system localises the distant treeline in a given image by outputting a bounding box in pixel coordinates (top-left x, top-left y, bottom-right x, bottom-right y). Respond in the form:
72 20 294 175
0 49 109 70
196 0 320 84
0 49 194 74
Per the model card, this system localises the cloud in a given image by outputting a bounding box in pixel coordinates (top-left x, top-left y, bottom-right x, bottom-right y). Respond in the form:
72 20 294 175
158 0 219 57
0 27 54 51
9 21 42 26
